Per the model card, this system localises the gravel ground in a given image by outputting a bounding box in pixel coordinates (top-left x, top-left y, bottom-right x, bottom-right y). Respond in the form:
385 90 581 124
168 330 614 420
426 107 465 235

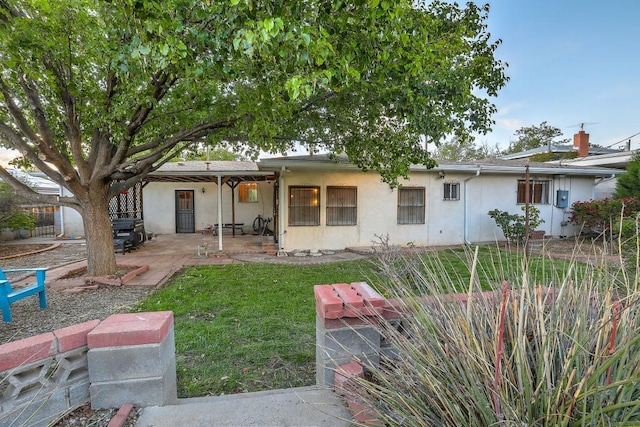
0 243 154 343
1 243 150 427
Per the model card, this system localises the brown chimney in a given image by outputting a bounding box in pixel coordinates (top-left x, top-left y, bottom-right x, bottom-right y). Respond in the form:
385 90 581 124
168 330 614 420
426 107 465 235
573 130 589 157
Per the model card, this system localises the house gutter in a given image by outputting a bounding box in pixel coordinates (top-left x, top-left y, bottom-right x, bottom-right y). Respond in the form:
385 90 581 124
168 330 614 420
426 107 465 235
217 175 223 251
463 166 482 245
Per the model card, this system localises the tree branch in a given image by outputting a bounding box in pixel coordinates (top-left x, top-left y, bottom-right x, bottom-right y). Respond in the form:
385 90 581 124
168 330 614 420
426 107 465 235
0 165 81 209
42 55 89 178
6 74 80 183
109 69 178 167
0 120 72 187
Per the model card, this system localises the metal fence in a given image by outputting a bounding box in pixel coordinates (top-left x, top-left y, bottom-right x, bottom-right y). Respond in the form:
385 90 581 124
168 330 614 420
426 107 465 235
23 204 57 237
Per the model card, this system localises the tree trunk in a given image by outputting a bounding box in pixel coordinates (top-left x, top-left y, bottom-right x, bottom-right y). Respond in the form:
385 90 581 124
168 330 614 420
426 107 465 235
81 186 117 276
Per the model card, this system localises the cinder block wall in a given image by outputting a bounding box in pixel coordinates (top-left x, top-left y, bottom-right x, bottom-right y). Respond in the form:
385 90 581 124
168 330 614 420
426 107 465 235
0 311 176 427
314 282 391 388
314 282 515 388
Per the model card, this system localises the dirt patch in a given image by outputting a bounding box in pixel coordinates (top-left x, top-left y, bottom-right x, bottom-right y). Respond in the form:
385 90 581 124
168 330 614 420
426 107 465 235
0 243 52 259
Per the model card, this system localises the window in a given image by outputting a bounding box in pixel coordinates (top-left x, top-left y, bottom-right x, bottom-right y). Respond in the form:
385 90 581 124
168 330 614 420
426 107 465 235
397 187 425 224
443 182 460 201
289 186 320 226
327 186 357 226
238 182 258 203
517 180 550 204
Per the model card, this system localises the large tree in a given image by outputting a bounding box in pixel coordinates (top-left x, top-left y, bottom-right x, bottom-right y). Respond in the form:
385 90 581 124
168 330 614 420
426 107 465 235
0 0 507 275
432 137 501 161
503 121 569 155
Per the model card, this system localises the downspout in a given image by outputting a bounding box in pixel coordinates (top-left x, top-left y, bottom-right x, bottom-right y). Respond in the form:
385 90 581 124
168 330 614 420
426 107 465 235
217 175 223 251
57 185 65 237
278 166 286 255
463 166 482 245
593 174 616 199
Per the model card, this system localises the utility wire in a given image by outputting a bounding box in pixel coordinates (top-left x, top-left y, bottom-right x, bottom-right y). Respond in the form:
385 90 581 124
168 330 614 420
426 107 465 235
604 131 640 148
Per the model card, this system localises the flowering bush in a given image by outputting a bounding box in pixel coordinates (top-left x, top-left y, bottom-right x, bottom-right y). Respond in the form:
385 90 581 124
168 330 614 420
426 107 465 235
570 197 640 230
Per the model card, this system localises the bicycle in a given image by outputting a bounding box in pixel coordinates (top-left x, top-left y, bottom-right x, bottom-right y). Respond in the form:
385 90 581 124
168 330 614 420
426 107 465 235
252 215 273 236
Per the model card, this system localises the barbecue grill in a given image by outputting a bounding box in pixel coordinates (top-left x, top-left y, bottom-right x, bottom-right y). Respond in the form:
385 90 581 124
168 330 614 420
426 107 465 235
111 218 146 254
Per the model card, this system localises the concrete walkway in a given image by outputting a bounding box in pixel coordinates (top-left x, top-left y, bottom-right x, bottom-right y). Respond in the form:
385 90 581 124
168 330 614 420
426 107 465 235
136 386 353 427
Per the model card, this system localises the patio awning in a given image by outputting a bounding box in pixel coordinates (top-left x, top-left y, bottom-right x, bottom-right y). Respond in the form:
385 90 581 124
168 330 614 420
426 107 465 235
145 160 276 183
144 161 277 251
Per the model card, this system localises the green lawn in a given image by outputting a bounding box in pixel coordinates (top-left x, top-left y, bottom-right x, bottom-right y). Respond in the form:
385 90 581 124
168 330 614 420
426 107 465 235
133 247 580 397
134 260 376 397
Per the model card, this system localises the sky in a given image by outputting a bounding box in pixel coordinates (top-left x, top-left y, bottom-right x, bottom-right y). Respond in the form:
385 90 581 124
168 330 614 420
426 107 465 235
476 0 640 150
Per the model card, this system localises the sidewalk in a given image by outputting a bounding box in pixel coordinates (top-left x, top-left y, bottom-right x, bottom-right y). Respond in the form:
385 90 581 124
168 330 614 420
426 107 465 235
135 386 353 427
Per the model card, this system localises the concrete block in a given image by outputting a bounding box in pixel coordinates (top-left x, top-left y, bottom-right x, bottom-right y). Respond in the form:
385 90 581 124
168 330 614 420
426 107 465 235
90 359 176 409
316 317 380 387
3 357 54 402
0 388 69 427
88 328 174 382
317 321 379 361
52 347 89 385
67 379 90 407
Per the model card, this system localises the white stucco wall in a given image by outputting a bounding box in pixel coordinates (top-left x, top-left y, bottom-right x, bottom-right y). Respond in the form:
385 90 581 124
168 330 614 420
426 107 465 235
60 187 85 237
278 169 600 251
142 181 274 234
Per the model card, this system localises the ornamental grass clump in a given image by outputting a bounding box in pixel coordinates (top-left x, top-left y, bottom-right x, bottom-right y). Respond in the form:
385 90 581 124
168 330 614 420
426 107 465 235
348 245 640 426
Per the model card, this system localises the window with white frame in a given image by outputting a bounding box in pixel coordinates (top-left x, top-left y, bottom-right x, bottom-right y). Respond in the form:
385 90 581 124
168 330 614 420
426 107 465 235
397 187 425 224
326 186 357 226
443 182 460 201
517 179 550 204
288 186 320 226
238 182 258 203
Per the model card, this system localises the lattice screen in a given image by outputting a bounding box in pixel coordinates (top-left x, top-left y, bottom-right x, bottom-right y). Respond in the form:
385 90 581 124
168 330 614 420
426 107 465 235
108 181 143 219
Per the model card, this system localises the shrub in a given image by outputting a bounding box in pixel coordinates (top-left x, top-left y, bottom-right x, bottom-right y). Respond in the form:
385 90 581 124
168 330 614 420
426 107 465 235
347 244 640 426
0 182 37 232
488 205 544 242
570 197 640 231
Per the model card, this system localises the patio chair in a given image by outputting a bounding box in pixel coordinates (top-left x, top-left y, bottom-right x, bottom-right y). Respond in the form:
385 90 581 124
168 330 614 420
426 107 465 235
0 267 48 322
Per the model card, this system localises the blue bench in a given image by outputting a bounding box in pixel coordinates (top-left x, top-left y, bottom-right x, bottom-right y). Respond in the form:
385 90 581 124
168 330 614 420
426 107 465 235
0 268 48 323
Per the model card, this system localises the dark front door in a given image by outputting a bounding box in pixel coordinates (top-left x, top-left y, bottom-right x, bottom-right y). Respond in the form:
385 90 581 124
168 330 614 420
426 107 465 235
175 190 195 233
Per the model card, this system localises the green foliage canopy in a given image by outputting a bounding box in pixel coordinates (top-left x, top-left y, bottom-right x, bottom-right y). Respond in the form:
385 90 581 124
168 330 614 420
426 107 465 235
0 0 507 274
614 152 640 198
432 137 501 161
0 0 507 190
503 121 569 155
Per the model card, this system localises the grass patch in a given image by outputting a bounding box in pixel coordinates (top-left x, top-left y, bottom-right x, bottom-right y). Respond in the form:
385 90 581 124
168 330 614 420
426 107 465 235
134 259 378 397
133 246 581 398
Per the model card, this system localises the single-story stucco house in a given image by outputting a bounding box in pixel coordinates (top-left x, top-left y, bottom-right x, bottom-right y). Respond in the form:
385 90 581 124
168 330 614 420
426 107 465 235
136 156 624 253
